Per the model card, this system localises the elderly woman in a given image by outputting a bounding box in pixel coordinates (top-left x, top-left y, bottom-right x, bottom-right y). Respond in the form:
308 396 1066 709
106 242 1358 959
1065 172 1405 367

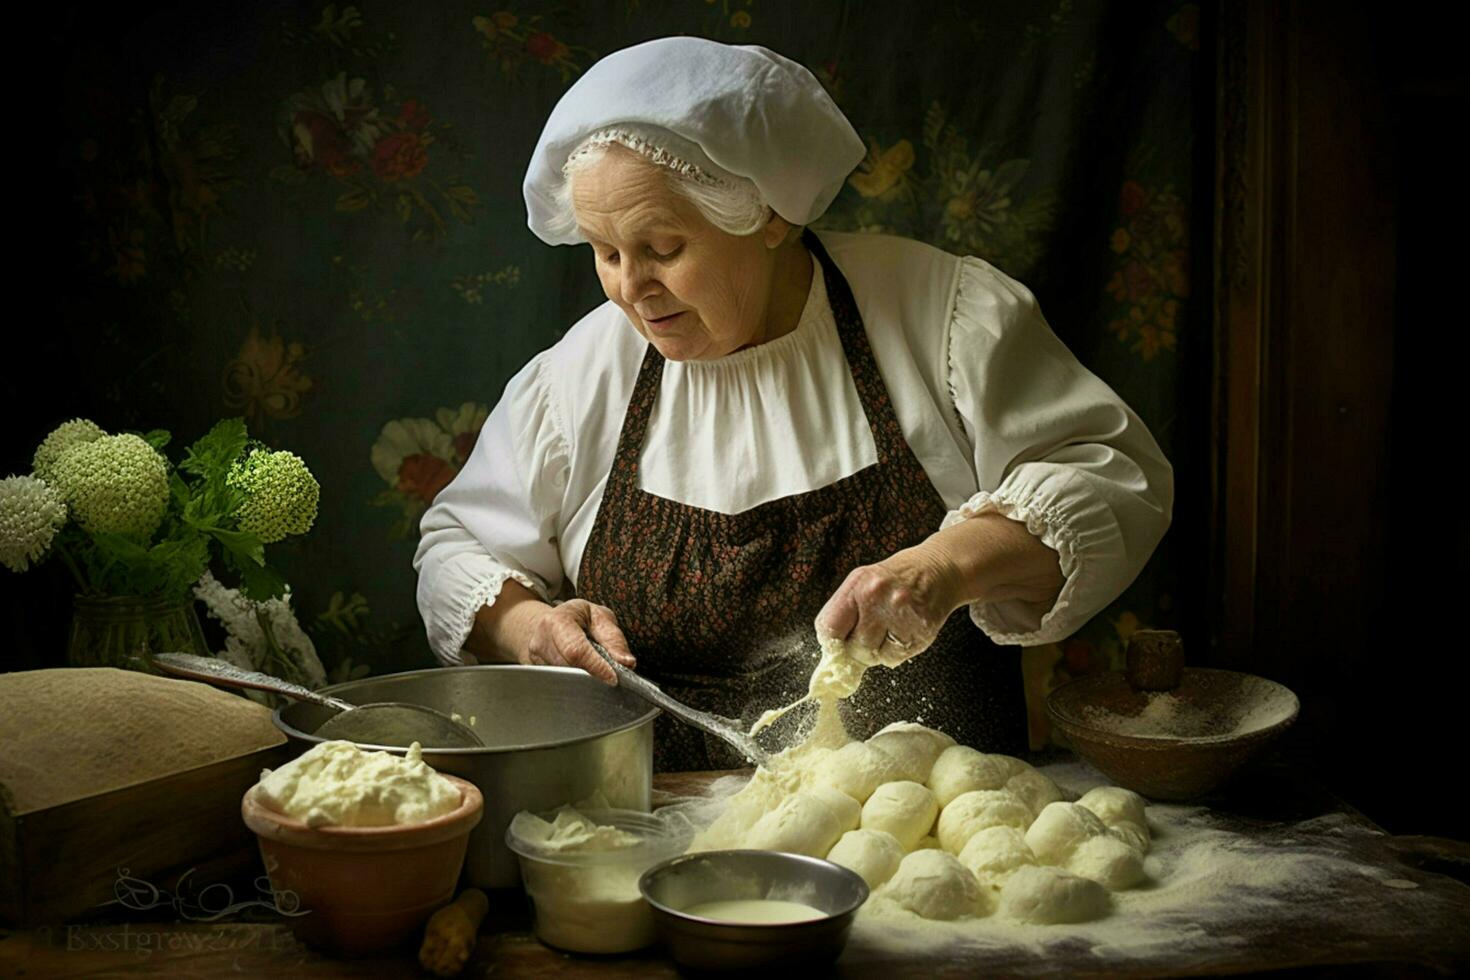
414 37 1172 771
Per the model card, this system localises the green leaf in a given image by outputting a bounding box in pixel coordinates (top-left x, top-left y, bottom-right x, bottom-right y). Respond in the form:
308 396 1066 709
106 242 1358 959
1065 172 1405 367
170 472 192 509
142 429 172 451
206 525 265 566
180 418 249 478
226 551 287 601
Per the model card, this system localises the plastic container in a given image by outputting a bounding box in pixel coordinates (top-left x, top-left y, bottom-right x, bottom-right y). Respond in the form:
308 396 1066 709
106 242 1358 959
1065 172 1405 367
504 807 692 954
241 776 483 957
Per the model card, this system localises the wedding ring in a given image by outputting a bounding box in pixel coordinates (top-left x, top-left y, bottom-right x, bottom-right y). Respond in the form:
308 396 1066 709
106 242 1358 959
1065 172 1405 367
883 630 912 650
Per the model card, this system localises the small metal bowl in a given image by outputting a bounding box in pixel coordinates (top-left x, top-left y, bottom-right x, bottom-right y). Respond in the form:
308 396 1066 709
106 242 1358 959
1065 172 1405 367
639 850 868 971
1047 668 1300 801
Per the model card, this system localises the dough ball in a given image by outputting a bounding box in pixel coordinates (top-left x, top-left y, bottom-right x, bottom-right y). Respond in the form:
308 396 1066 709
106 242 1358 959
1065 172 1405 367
936 789 1033 854
999 865 1111 924
813 741 905 803
1077 786 1150 852
880 849 982 920
861 780 939 851
809 784 861 833
926 745 1015 806
744 792 842 857
1024 801 1109 866
914 835 941 851
1005 766 1066 818
958 826 1037 888
866 722 955 784
826 828 905 890
1109 822 1150 853
1076 786 1147 829
1068 834 1146 890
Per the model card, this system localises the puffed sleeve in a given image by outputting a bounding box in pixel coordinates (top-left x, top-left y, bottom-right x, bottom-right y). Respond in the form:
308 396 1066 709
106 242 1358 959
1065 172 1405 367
413 355 570 665
944 257 1173 646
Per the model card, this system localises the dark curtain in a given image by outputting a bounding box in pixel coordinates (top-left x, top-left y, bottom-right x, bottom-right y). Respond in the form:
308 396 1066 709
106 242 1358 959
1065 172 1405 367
14 0 1209 747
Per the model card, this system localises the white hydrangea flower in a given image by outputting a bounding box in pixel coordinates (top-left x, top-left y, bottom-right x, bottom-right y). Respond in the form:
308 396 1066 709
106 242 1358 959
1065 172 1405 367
193 570 327 702
49 434 169 538
227 449 320 543
0 475 68 572
32 418 106 482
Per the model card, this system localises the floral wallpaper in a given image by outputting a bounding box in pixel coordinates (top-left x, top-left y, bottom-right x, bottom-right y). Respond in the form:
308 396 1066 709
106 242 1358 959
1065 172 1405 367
21 0 1207 748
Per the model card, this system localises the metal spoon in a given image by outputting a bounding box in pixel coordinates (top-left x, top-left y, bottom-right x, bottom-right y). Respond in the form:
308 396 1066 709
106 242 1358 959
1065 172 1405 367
585 639 769 767
151 653 483 749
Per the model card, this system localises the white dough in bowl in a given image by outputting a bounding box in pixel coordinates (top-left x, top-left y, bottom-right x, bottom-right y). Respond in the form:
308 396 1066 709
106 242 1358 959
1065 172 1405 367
866 723 955 784
826 828 905 889
957 825 1037 889
812 740 906 803
1025 801 1110 866
744 792 843 857
926 745 1016 806
861 780 939 851
999 865 1111 924
936 789 1033 854
879 849 984 920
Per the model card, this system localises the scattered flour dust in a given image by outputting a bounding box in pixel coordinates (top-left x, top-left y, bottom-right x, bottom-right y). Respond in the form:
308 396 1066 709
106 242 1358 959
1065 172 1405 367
1078 680 1297 741
842 762 1449 971
671 649 1449 973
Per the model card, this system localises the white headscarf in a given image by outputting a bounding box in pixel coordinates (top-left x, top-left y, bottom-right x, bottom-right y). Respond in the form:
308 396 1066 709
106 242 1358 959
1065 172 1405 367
523 36 866 245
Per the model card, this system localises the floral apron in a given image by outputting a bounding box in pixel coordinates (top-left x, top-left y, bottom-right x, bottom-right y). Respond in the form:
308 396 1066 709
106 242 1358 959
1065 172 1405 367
576 231 1026 772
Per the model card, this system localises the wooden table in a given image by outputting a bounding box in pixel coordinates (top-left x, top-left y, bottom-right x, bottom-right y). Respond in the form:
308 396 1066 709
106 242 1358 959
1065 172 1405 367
3 755 1468 978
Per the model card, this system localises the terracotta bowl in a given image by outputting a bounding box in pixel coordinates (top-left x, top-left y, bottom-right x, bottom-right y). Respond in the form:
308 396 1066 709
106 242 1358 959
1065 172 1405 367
1046 668 1299 801
241 776 483 957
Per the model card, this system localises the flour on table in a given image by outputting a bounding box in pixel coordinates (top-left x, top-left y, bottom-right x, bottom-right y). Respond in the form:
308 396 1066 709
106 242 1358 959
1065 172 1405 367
689 634 1127 928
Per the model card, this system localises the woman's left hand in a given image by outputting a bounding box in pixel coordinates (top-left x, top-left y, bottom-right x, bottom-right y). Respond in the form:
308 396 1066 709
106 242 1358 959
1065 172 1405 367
815 544 961 668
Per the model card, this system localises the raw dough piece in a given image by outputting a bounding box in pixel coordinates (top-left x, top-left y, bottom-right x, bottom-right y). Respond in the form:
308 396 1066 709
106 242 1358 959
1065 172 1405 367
880 849 983 920
914 835 940 851
957 825 1037 890
812 741 905 803
1004 765 1066 818
809 784 861 833
1077 785 1150 851
1068 833 1146 890
936 789 1033 854
861 781 939 851
1024 801 1110 866
866 723 955 784
926 745 1015 806
999 865 1110 924
808 635 871 699
826 828 905 890
744 792 843 857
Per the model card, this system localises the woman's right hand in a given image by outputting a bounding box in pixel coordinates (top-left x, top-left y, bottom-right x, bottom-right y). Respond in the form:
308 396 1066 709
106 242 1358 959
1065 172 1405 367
519 599 637 685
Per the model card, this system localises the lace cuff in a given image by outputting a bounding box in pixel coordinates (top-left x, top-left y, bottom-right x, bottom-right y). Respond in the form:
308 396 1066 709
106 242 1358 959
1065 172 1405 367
434 566 546 667
940 489 1083 647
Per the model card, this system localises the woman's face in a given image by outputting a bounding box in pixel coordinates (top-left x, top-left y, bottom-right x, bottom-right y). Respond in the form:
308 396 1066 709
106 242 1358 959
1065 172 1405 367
571 146 791 361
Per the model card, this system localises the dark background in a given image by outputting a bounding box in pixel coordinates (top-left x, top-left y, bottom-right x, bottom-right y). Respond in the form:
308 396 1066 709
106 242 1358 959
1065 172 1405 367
4 1 1465 841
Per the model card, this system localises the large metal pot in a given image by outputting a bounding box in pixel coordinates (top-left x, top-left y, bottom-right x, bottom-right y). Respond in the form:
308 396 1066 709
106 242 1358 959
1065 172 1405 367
272 665 657 889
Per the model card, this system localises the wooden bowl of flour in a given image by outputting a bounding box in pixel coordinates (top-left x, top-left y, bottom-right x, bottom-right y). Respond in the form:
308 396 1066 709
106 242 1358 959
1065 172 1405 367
1046 668 1300 801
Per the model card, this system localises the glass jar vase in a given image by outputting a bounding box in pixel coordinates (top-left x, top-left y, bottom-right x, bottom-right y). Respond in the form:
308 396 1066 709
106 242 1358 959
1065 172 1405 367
66 593 210 673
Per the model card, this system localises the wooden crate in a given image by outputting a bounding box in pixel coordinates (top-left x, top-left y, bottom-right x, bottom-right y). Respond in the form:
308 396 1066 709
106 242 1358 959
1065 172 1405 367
0 743 294 927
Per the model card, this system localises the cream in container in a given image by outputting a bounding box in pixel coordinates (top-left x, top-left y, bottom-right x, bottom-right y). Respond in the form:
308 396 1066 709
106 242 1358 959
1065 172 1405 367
505 806 692 954
255 739 460 828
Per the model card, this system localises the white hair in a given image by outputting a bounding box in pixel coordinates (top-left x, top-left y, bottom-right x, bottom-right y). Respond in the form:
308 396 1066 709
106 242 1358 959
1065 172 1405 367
547 126 772 241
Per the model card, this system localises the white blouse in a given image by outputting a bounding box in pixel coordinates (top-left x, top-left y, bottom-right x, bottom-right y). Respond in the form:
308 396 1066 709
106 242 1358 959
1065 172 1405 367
414 231 1173 666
